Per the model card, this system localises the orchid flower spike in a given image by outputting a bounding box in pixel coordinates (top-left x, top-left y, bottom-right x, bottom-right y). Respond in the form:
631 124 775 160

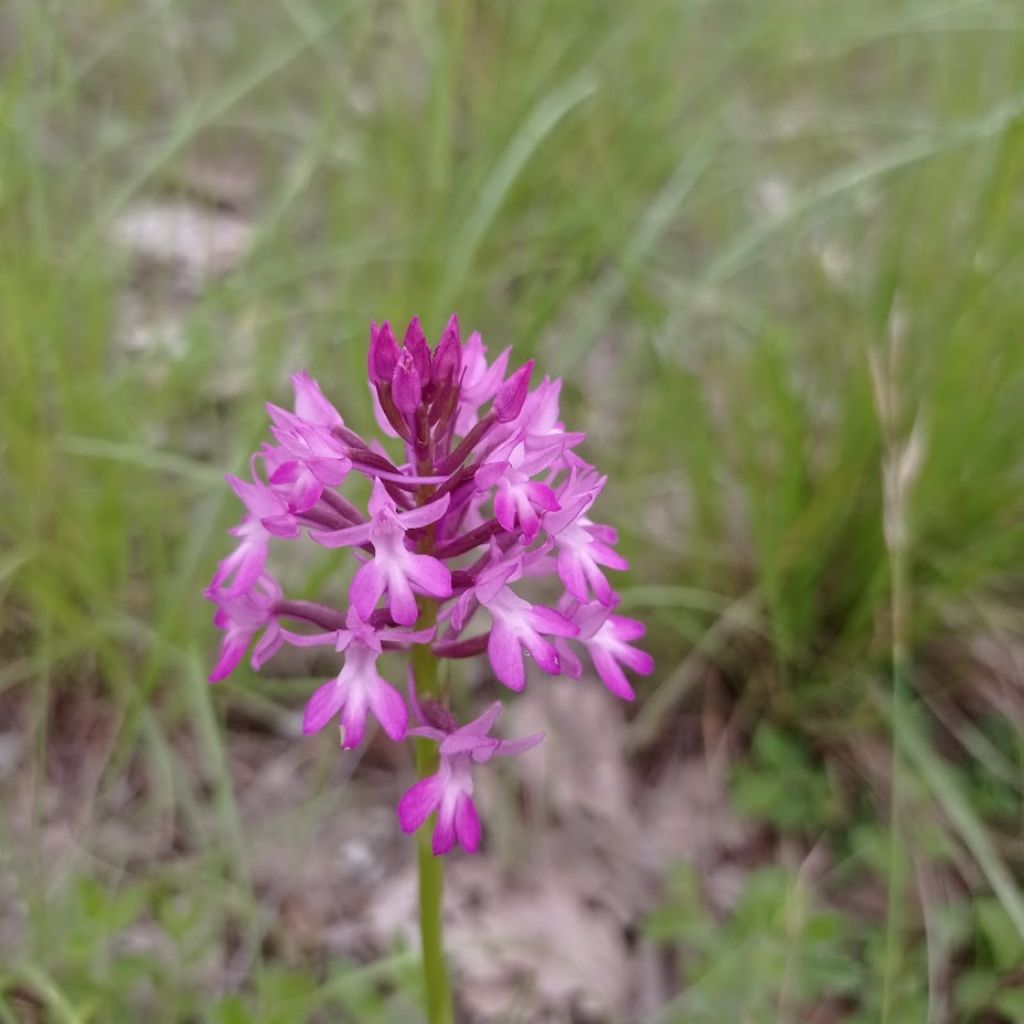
206 314 652 855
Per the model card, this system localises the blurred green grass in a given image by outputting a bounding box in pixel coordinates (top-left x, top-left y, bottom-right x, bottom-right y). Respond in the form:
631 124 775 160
2 0 1024 1020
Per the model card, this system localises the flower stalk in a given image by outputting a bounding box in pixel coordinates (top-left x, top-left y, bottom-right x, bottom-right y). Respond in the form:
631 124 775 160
412 615 453 1024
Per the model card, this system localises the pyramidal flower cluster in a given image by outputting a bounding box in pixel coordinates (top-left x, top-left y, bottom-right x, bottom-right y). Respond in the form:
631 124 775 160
205 317 653 854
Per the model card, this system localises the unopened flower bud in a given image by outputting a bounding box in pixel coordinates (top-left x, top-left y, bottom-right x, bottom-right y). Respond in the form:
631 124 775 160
432 314 462 387
392 348 423 414
403 317 432 382
369 321 399 385
493 359 533 422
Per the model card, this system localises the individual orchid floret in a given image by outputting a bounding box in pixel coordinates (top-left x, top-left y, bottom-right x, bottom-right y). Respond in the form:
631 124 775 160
210 466 297 596
312 479 452 625
510 376 586 458
286 608 433 748
398 697 543 854
454 331 510 436
450 546 578 690
544 467 628 605
476 436 562 542
557 600 654 701
290 370 344 428
207 575 285 682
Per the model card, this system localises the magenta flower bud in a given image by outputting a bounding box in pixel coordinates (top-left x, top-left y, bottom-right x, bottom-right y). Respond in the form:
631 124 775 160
403 317 432 382
432 314 462 387
392 348 423 414
493 359 533 422
369 321 400 385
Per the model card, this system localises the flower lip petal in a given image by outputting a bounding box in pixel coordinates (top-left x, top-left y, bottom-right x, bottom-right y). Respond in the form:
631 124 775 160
397 774 443 834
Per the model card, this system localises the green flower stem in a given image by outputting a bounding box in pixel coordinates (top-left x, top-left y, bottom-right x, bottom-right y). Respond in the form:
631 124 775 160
412 601 453 1024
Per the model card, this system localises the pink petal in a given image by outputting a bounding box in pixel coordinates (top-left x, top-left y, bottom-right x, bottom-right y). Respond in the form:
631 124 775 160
339 691 369 748
492 731 545 758
461 701 504 736
350 561 386 620
367 478 394 518
302 678 346 734
209 633 249 682
292 371 341 426
488 619 525 691
368 678 408 741
432 801 457 855
591 542 629 571
529 605 579 638
617 645 655 676
387 571 420 627
556 639 583 680
611 616 646 642
398 774 443 833
398 493 451 529
590 648 636 702
454 795 481 853
251 624 283 669
493 484 517 533
517 498 540 541
405 554 452 599
279 628 340 648
557 551 590 604
523 633 560 675
585 562 616 606
310 522 374 549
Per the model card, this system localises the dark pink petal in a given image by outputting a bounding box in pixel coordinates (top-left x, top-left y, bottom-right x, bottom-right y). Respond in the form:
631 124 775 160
392 349 422 414
403 317 432 380
517 496 540 541
369 321 399 384
524 481 560 512
350 561 386 620
493 484 517 533
368 678 408 741
590 648 636 701
488 619 525 690
493 360 533 422
302 678 346 733
454 794 481 853
432 314 461 385
397 774 442 833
